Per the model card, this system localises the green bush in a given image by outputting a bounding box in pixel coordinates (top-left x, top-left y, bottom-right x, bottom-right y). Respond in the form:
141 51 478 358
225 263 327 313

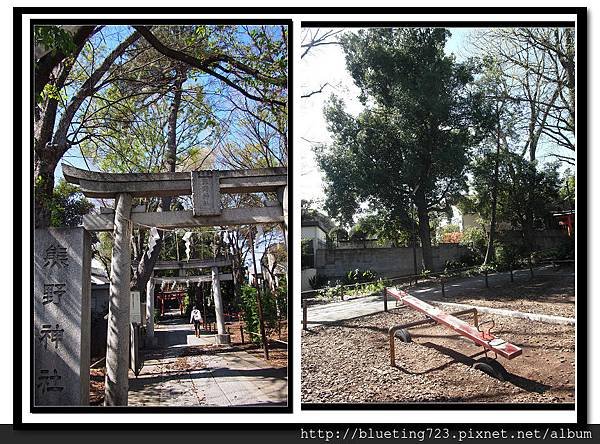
275 276 288 319
347 278 389 298
317 283 346 301
460 226 487 260
183 286 196 317
308 273 329 290
551 236 575 260
494 241 524 270
444 259 468 273
301 238 314 256
239 285 278 344
459 251 480 267
317 277 389 301
478 263 496 274
344 268 378 285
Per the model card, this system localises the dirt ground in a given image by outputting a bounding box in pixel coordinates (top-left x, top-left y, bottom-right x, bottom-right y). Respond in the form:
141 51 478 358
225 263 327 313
181 342 289 369
226 319 288 368
302 271 575 405
435 267 575 318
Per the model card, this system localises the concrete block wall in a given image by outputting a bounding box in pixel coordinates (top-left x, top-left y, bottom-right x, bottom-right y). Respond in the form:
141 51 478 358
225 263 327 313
499 229 570 251
314 244 469 280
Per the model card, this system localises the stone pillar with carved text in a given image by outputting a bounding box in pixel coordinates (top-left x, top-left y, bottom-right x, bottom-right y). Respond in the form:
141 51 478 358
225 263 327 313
34 228 91 406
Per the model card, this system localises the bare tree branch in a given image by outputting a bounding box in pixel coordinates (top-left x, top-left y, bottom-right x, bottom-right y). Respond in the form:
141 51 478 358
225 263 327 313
133 26 286 107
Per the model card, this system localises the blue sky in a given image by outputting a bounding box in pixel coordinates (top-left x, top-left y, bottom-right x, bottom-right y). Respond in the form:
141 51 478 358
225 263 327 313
55 24 287 180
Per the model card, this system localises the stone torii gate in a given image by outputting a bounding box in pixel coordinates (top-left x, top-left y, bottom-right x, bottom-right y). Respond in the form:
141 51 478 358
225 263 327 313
147 257 233 344
62 164 287 407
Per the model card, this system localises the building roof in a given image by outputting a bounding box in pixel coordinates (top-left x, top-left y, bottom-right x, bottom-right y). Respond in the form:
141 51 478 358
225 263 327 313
91 258 110 286
301 211 335 234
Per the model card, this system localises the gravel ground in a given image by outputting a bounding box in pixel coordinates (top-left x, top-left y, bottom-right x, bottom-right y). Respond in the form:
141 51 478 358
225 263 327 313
302 308 575 405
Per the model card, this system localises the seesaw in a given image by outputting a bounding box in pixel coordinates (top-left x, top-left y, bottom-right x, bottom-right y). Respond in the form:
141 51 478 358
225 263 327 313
385 288 522 380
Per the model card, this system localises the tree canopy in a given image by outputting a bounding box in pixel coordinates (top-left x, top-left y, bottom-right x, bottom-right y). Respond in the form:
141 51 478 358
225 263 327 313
33 24 288 294
315 28 488 270
464 152 562 232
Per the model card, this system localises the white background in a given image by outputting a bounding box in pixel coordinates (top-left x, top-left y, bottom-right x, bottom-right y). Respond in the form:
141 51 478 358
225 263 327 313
2 0 598 426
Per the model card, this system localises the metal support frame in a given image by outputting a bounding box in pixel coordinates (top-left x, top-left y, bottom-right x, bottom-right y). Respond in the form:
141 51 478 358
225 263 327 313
389 308 479 367
302 300 308 330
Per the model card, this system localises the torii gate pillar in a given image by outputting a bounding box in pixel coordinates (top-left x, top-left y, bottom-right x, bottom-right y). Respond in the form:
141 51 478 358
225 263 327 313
104 193 132 406
278 186 288 245
212 266 230 344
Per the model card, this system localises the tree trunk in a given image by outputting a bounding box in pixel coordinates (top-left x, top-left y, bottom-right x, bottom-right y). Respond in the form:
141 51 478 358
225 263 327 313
228 230 244 301
131 70 185 292
414 189 434 271
33 150 60 228
33 69 67 228
484 109 502 265
523 189 536 261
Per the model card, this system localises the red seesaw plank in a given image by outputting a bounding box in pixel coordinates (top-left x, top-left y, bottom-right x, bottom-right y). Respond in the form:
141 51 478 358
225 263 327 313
386 288 522 360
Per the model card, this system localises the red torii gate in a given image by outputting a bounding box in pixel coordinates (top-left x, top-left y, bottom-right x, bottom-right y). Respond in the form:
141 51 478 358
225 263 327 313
155 290 187 316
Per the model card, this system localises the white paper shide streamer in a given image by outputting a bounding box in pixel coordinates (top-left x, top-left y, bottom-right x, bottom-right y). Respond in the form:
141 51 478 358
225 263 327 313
146 227 161 258
182 231 193 261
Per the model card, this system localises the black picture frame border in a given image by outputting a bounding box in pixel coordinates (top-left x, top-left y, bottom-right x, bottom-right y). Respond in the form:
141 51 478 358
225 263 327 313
13 4 587 429
299 9 586 423
16 8 294 425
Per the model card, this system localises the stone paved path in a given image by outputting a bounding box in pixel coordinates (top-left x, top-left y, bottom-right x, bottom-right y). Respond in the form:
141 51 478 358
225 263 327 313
128 318 287 407
306 265 572 325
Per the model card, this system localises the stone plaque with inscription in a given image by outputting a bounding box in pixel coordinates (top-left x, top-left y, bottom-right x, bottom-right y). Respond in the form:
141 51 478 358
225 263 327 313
191 171 221 216
34 228 91 406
